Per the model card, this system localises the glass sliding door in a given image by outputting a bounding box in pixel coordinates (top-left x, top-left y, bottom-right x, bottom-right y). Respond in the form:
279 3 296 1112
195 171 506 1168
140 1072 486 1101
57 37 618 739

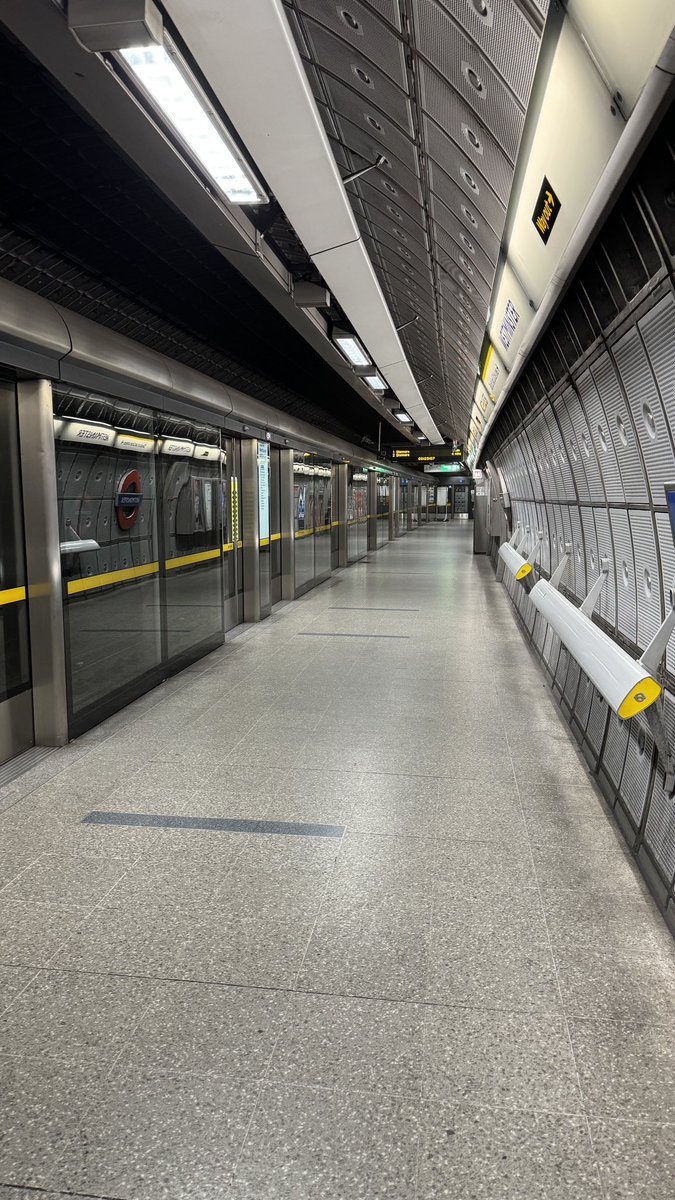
55 387 225 735
158 415 224 665
0 379 33 764
347 466 368 563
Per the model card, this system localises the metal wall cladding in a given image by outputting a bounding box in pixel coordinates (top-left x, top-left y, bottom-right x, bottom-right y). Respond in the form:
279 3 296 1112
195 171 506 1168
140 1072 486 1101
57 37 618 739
589 353 648 503
586 688 609 757
563 656 581 712
620 717 655 827
629 510 663 650
654 512 675 676
414 0 527 162
610 509 638 644
601 710 631 790
576 368 625 502
554 390 591 502
431 0 541 108
612 325 675 504
644 693 675 885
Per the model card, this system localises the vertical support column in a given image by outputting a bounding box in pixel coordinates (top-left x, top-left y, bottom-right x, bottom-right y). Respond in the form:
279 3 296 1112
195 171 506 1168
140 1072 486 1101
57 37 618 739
17 379 69 745
407 482 413 531
389 477 397 541
280 448 295 601
241 438 261 622
337 462 348 568
367 470 377 551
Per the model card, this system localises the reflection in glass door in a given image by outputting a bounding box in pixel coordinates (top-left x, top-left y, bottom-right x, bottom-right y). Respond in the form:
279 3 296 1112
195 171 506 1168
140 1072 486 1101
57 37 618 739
0 380 34 764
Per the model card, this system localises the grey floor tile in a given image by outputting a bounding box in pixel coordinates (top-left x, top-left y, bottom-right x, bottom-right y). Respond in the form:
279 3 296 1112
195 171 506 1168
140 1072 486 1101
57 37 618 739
212 863 327 921
271 991 424 1096
0 965 37 1015
57 1069 259 1199
0 901 86 969
0 969 155 1065
568 1017 675 1120
177 911 315 989
235 832 343 878
119 981 286 1078
348 792 439 836
50 902 193 978
231 1083 419 1199
540 887 671 955
589 1117 675 1199
0 852 129 909
434 839 538 893
0 1059 103 1190
425 925 562 1013
296 894 431 1002
104 860 227 908
422 1007 583 1113
555 945 675 1022
530 842 638 892
418 1102 602 1199
335 831 436 886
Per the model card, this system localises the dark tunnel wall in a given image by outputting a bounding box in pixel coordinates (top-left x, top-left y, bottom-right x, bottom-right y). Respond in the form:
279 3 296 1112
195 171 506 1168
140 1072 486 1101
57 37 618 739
483 107 675 931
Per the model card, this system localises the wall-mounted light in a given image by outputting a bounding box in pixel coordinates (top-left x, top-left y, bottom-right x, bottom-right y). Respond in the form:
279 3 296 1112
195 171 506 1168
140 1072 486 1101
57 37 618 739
332 326 370 367
394 411 413 423
363 373 387 391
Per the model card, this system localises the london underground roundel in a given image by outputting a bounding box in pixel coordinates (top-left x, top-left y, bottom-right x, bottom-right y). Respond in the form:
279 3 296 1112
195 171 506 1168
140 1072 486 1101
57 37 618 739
115 469 144 530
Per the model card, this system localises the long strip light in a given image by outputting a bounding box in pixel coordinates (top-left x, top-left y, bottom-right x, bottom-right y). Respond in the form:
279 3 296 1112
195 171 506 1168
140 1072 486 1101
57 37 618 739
119 41 267 204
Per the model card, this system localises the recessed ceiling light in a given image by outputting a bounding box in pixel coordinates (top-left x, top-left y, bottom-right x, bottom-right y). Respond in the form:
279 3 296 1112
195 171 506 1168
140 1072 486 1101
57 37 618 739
462 61 485 94
364 372 387 391
463 124 484 154
341 10 361 31
353 65 373 87
460 168 479 194
395 410 413 423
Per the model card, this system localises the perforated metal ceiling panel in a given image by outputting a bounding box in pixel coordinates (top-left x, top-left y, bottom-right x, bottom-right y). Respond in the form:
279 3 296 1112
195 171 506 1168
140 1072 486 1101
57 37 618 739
283 0 549 436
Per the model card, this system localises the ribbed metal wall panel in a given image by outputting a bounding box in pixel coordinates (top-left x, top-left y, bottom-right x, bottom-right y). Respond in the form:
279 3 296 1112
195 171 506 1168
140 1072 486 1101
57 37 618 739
586 689 609 757
610 509 638 643
577 368 624 502
629 510 664 651
613 327 675 503
644 695 675 886
601 711 631 790
554 389 591 502
589 353 648 503
594 507 616 629
654 512 675 676
619 718 655 827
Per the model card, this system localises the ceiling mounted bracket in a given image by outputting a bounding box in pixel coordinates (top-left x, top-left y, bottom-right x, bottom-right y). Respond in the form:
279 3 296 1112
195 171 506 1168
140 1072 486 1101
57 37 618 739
342 154 387 186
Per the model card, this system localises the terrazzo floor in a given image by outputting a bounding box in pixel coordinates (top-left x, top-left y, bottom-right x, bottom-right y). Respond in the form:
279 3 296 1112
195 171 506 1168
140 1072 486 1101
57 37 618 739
0 523 673 1198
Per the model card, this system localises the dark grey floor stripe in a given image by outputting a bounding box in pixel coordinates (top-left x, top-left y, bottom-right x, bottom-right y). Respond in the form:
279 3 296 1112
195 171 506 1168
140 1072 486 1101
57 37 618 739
298 632 410 639
329 606 419 612
83 812 345 837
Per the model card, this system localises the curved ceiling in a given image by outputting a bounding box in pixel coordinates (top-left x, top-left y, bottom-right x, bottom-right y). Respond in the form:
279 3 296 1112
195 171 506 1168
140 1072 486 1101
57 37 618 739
283 0 550 439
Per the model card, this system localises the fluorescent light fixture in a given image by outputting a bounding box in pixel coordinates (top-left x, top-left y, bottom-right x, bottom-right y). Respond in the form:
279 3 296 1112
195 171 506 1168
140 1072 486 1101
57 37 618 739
364 373 386 391
417 435 428 441
332 326 370 367
394 410 413 423
119 41 267 204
